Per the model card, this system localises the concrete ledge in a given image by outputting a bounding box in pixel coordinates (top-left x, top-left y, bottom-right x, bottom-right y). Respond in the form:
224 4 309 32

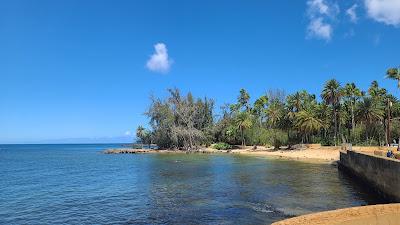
272 203 400 225
339 150 400 202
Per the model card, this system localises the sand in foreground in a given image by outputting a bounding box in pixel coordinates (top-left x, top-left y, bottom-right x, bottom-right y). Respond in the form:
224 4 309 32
272 203 400 225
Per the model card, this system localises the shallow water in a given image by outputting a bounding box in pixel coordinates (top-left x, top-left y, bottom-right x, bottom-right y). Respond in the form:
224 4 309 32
0 144 386 224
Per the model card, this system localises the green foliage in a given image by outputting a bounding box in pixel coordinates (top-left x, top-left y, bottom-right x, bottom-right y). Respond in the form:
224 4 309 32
264 129 288 149
238 88 251 111
136 126 152 147
139 68 400 149
295 110 323 134
386 66 400 89
320 137 334 146
145 88 214 150
212 142 232 150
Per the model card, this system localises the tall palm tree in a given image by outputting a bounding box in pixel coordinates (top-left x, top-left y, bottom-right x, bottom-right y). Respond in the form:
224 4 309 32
342 83 362 137
287 91 303 112
356 97 385 143
368 81 387 101
235 111 253 146
238 88 251 111
253 95 268 125
386 67 400 88
321 79 341 145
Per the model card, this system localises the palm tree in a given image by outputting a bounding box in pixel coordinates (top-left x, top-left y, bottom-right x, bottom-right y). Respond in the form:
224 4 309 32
342 83 362 138
316 102 332 140
266 101 284 128
238 88 251 111
321 79 341 145
253 95 268 125
368 81 387 101
295 109 323 143
287 91 303 112
136 125 146 148
234 111 253 146
386 67 400 89
356 97 384 143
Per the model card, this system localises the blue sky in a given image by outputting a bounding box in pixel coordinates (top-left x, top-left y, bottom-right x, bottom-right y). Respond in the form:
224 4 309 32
1 0 400 144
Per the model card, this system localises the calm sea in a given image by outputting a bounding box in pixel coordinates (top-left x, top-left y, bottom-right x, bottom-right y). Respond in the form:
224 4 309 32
0 144 386 224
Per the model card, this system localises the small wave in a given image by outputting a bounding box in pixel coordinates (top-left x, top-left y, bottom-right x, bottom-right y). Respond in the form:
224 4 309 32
248 202 277 214
276 207 312 217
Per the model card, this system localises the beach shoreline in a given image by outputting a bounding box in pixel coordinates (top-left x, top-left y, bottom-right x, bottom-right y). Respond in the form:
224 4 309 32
103 145 398 164
103 145 344 164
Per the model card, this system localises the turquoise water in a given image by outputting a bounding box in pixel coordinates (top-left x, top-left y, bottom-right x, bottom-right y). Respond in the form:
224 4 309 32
0 144 385 224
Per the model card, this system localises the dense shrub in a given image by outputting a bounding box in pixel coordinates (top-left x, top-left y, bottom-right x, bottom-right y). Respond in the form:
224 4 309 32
320 137 334 146
212 142 232 150
264 129 288 149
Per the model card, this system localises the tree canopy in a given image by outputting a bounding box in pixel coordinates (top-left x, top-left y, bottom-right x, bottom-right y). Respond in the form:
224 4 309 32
137 66 400 150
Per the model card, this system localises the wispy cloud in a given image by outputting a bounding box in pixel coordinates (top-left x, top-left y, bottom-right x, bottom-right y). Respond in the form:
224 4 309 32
364 0 400 26
373 34 381 46
346 4 358 23
146 43 172 73
307 18 333 41
307 0 338 17
124 130 132 136
306 0 339 41
344 28 355 38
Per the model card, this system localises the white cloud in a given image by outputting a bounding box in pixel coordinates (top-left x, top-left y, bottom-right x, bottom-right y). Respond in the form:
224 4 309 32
364 0 400 26
146 43 172 73
308 0 330 15
306 0 338 41
346 4 358 23
307 0 339 17
307 17 333 40
124 130 132 136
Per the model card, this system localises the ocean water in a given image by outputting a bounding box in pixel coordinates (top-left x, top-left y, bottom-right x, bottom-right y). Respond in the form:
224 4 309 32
0 144 386 224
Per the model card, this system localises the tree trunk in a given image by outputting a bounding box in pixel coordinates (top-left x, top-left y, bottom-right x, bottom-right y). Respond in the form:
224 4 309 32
189 134 193 150
338 113 341 144
241 126 244 146
334 108 337 146
384 118 388 146
351 100 355 140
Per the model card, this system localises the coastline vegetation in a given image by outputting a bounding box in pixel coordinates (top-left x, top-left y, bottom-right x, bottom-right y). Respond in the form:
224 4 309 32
136 67 400 151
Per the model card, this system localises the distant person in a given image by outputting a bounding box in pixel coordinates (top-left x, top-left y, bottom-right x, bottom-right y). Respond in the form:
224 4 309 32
387 150 394 158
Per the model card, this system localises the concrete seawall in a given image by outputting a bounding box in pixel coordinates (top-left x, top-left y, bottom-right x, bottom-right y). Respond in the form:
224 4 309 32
339 150 400 202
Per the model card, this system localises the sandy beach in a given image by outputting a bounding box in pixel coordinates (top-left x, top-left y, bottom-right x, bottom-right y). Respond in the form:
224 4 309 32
272 203 400 225
240 147 340 163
